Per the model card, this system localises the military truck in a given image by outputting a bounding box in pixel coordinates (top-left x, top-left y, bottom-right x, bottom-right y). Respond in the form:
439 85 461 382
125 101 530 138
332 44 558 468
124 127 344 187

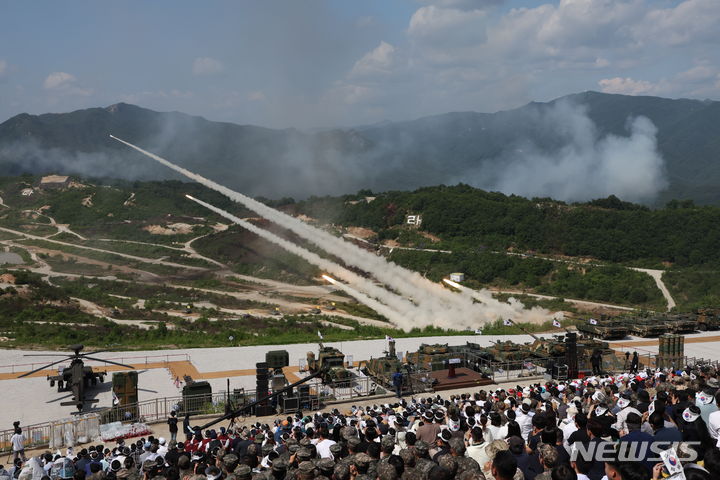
307 343 351 384
696 308 720 331
577 317 628 340
628 317 667 337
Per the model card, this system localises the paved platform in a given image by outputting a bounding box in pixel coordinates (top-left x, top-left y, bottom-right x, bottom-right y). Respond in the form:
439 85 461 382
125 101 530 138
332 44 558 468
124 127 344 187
430 367 494 391
3 331 720 427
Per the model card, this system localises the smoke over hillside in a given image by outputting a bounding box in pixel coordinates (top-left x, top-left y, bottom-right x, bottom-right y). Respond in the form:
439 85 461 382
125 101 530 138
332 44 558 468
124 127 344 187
461 101 668 202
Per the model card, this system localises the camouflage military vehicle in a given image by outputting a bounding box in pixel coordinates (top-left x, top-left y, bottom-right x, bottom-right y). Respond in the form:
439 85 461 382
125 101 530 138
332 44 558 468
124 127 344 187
362 340 427 393
529 336 567 358
663 314 697 334
577 317 628 340
628 316 667 337
696 308 720 331
486 340 536 364
307 343 351 384
405 343 456 371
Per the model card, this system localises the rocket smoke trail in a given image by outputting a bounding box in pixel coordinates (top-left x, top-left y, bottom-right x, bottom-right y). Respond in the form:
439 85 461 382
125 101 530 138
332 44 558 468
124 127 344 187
111 136 558 328
184 194 416 329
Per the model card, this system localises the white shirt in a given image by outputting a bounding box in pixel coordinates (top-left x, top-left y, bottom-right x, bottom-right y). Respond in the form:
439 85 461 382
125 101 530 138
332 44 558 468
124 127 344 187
560 420 578 454
487 424 507 442
10 433 25 452
315 438 336 459
516 410 534 441
707 410 720 446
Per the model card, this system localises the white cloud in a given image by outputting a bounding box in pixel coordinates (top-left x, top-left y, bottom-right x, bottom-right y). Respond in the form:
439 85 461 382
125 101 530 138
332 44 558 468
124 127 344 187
192 57 224 76
43 72 76 90
247 91 266 102
409 6 487 48
43 71 92 96
350 41 396 78
598 77 660 95
415 0 503 11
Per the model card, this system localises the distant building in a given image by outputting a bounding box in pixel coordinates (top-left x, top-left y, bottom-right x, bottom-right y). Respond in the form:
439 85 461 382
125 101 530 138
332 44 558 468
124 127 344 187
450 272 465 283
40 175 70 188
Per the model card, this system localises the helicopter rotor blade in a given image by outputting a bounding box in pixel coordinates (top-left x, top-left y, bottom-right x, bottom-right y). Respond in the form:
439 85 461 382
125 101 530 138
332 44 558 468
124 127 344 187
17 358 69 378
24 354 74 357
79 350 110 356
82 356 134 369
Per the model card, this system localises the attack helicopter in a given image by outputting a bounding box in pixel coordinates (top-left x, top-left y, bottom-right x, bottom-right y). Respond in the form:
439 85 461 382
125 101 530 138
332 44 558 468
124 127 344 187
18 344 134 412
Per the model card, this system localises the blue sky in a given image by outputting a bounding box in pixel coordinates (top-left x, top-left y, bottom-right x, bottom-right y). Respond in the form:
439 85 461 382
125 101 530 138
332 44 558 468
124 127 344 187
1 0 718 128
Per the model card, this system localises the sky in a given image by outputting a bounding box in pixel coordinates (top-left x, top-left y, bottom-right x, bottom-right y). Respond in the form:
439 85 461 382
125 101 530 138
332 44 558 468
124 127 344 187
1 0 719 129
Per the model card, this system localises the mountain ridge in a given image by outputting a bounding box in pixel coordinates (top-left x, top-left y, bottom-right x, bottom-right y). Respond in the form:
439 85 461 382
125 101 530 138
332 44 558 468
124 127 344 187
1 91 719 204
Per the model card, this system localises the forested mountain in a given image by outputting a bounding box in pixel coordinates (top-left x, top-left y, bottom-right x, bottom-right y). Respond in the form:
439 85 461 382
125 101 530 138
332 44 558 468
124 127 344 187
0 91 719 204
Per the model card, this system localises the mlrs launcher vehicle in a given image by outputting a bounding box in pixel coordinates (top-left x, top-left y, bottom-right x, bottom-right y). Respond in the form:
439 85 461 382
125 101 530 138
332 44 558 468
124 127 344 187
307 342 351 384
577 317 628 340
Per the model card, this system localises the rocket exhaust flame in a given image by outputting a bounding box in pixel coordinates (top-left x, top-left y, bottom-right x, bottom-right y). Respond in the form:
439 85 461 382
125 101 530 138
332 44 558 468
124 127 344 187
112 135 561 329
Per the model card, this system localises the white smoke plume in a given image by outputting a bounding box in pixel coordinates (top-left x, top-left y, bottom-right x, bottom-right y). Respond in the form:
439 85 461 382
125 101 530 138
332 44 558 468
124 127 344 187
111 135 559 330
466 100 667 203
185 194 417 329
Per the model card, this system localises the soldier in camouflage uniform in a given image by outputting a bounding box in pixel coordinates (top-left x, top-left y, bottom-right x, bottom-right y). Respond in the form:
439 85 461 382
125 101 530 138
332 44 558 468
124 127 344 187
398 449 419 480
295 461 316 480
377 461 400 480
234 464 252 480
449 438 481 477
412 441 435 479
378 436 396 467
221 453 239 480
351 453 374 480
268 459 288 480
313 458 333 479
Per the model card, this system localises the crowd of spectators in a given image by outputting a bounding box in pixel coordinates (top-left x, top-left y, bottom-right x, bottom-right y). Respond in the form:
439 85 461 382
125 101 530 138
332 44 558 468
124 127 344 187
5 364 720 480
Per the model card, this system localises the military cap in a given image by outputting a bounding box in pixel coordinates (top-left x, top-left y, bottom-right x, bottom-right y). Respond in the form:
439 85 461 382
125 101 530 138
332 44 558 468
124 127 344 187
334 463 350 480
288 444 300 454
246 444 259 457
329 443 343 456
261 443 274 456
353 453 371 469
381 436 396 449
347 437 361 449
439 455 458 475
222 454 238 469
142 460 156 472
399 449 415 467
298 461 316 474
234 465 252 480
254 433 265 444
449 438 466 455
297 447 312 461
377 462 399 480
342 426 358 439
299 437 312 446
414 441 429 455
271 459 288 472
317 458 335 475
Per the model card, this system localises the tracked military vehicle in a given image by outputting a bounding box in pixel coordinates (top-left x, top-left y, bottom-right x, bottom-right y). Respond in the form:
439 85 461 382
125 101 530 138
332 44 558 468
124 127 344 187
307 342 351 384
405 343 456 371
577 317 628 340
696 308 720 331
362 340 428 393
628 317 667 337
663 314 697 334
